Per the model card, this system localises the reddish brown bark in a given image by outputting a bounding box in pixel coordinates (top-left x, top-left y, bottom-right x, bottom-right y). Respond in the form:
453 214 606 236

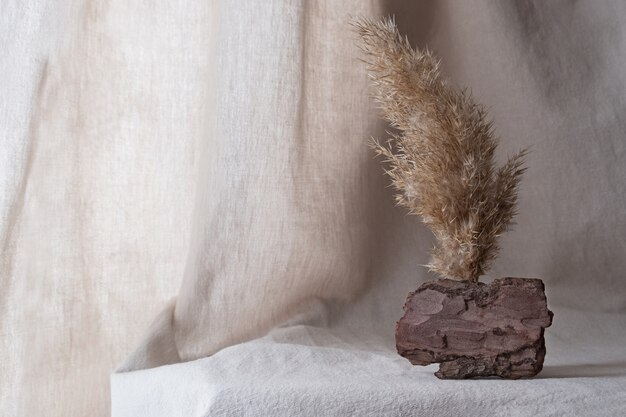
396 278 553 379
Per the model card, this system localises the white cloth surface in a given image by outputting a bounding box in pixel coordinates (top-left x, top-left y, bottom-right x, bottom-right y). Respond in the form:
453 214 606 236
112 306 626 417
2 1 626 416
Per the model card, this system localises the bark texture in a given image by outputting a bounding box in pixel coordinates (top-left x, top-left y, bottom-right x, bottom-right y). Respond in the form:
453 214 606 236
396 278 553 379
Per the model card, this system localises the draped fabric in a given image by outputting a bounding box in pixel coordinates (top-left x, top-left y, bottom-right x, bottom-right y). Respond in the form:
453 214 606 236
1 1 211 414
2 1 626 416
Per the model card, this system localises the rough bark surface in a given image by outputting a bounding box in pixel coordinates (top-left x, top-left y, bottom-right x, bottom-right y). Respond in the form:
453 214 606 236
396 278 553 379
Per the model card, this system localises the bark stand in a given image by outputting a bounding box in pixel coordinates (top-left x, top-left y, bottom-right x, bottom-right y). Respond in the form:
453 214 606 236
396 277 553 379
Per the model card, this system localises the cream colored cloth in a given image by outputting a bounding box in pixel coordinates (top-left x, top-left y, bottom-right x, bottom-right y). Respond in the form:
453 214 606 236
1 0 211 415
2 1 626 416
112 308 626 417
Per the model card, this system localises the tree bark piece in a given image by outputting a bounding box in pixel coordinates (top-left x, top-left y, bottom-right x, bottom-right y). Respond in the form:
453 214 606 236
396 278 553 379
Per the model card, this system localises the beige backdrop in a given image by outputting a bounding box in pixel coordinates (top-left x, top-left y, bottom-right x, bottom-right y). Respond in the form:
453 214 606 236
2 1 626 416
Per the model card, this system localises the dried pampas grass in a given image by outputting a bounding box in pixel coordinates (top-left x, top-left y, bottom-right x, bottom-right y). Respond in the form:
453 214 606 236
353 17 527 282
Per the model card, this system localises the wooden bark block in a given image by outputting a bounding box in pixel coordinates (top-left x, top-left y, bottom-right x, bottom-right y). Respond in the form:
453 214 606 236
396 278 553 379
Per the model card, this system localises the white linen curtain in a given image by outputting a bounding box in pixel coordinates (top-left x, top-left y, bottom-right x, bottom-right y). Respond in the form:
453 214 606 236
2 1 626 416
1 0 211 415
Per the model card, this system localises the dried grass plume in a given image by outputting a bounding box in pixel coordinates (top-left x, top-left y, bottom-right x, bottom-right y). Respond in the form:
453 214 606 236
353 17 527 282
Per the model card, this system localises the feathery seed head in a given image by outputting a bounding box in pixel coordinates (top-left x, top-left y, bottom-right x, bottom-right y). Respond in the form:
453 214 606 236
353 17 527 282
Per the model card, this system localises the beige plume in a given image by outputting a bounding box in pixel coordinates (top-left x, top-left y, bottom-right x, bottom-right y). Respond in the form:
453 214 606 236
353 17 527 282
